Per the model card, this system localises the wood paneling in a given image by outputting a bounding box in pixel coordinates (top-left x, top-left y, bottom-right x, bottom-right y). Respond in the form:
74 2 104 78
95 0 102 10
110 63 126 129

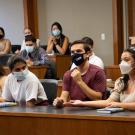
112 0 124 64
128 0 135 36
105 65 121 81
23 0 39 38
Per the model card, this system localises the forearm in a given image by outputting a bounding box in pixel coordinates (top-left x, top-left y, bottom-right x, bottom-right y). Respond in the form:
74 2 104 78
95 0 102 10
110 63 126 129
55 45 65 54
59 91 69 102
116 102 135 111
77 80 102 100
80 100 110 108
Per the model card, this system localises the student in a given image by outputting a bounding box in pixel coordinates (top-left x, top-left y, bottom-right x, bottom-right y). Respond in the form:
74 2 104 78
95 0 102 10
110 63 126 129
21 27 40 51
71 36 104 69
2 55 48 106
67 47 135 111
46 22 69 55
0 65 7 96
20 35 56 79
20 35 48 66
15 27 40 54
53 40 106 108
0 27 11 55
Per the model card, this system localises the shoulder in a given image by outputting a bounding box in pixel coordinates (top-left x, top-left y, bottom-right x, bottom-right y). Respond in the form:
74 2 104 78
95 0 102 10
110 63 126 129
63 70 71 79
26 71 40 82
5 39 11 44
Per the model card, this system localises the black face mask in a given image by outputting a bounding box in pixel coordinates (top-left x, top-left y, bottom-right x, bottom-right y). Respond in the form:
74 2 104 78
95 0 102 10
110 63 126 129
0 34 4 39
71 53 85 66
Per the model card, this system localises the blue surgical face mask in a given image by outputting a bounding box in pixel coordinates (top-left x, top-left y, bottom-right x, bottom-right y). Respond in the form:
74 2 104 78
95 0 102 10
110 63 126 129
25 46 34 53
71 53 85 66
13 68 28 81
52 29 60 37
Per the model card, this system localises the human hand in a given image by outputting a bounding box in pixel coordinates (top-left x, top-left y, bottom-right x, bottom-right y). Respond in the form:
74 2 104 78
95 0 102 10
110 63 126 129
26 59 33 67
71 69 82 83
53 97 64 108
64 100 83 107
107 102 121 108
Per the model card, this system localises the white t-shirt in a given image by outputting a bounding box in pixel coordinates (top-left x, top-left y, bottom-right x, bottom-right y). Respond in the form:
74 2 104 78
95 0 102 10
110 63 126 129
2 71 47 104
71 53 104 70
21 39 40 51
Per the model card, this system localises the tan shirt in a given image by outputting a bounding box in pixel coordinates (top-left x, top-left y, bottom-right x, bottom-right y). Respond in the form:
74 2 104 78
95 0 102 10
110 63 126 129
110 77 135 103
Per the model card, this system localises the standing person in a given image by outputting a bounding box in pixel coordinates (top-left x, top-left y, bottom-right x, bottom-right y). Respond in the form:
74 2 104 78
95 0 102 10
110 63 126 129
67 47 135 111
0 27 11 55
53 40 106 108
2 55 48 106
46 22 69 55
71 36 104 70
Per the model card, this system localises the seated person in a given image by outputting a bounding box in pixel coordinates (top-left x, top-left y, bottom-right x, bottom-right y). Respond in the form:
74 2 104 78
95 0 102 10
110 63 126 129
0 27 11 55
20 35 56 79
67 47 135 111
71 36 104 70
15 27 40 53
20 35 48 66
2 55 48 106
0 65 7 97
46 22 69 55
53 40 106 108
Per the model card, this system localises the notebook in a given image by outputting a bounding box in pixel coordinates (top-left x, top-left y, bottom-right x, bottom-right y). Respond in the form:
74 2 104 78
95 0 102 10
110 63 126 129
97 107 124 114
0 102 17 108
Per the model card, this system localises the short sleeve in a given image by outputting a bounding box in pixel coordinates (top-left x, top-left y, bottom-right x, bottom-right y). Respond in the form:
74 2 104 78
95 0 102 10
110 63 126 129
26 81 38 102
2 78 14 101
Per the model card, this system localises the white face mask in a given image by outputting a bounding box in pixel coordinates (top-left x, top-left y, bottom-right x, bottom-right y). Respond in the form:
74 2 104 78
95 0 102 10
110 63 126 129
25 46 34 53
13 68 28 81
119 60 132 74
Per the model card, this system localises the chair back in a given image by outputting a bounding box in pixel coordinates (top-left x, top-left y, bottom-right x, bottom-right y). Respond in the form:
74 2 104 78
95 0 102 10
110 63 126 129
0 54 13 66
40 79 58 104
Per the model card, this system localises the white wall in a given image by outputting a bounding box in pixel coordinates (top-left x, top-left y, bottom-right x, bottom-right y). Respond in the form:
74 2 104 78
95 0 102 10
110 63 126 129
0 0 24 44
38 0 113 65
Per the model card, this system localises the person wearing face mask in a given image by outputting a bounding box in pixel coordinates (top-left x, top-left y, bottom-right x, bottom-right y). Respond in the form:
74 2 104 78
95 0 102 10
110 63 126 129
53 40 106 108
46 22 69 55
20 35 48 66
1 55 48 106
71 36 104 70
64 47 135 111
0 27 11 55
15 28 40 54
20 35 56 79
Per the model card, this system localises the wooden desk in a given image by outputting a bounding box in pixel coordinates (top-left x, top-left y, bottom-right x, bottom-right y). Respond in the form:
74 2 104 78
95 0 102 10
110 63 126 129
3 65 47 79
48 54 71 79
0 106 135 135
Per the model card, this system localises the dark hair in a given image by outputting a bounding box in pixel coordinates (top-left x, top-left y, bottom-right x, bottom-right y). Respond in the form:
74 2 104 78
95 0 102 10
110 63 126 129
0 65 5 77
0 27 5 37
8 55 26 71
51 22 63 34
121 47 135 91
70 40 91 53
82 37 94 48
25 35 36 43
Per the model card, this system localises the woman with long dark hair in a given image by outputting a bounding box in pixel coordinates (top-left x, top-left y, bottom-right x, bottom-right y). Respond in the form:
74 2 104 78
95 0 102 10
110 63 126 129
46 22 69 55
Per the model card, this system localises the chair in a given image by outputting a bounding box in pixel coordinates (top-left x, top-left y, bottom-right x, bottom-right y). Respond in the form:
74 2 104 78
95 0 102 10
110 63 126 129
40 79 58 104
0 54 13 66
11 45 21 53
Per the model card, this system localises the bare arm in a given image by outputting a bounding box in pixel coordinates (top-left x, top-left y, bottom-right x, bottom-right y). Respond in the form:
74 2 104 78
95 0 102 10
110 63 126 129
55 37 69 55
46 36 54 54
2 39 11 54
53 91 69 107
69 98 114 108
109 102 135 111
